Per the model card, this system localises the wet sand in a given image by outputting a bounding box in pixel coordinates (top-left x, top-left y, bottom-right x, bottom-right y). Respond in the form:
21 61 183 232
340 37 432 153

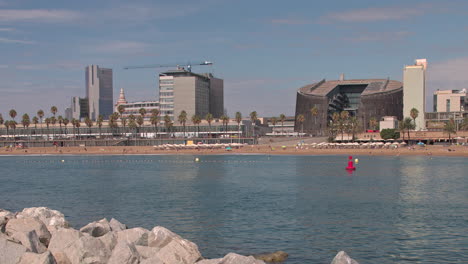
1 145 467 157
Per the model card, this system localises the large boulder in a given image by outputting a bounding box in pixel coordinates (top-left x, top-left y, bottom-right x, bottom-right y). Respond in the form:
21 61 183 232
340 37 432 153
109 218 127 232
0 209 14 231
135 245 160 259
254 251 288 262
140 257 165 264
0 233 28 264
117 227 149 246
48 228 83 264
148 226 202 264
10 230 47 253
80 218 112 237
61 235 111 264
98 231 118 252
5 217 51 246
17 207 69 232
331 251 359 264
107 241 140 264
197 253 265 264
17 251 57 264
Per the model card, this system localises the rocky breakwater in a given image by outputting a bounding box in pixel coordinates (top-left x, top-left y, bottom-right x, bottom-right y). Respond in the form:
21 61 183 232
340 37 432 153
0 207 360 264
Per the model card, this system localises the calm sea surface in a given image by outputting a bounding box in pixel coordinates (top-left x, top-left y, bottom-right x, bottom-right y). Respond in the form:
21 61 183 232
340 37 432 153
0 155 467 263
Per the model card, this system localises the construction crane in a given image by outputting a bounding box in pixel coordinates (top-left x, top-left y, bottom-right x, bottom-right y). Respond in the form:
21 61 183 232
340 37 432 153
123 61 213 72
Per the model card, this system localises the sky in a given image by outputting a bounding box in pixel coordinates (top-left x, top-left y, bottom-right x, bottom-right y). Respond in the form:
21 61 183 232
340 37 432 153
1 0 468 119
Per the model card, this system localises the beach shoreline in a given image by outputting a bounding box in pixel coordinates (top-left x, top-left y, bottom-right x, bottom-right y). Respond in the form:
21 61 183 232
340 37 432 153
1 145 467 157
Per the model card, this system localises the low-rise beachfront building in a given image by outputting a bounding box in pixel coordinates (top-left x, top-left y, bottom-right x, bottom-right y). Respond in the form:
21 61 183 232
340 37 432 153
380 116 399 130
114 88 160 119
264 116 300 136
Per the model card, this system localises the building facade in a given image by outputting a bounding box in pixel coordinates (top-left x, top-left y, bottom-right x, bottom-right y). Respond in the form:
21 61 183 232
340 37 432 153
114 88 160 118
433 89 467 112
86 65 113 120
158 70 223 120
295 78 403 135
71 96 89 121
403 59 426 130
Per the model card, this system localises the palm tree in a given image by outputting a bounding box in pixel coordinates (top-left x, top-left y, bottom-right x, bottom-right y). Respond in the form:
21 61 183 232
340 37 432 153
37 109 44 135
137 115 144 138
205 113 213 138
45 118 51 139
57 115 64 133
32 116 38 131
164 114 172 138
97 115 103 138
84 117 93 135
74 119 81 138
220 115 230 138
410 108 419 129
271 117 278 136
349 116 359 141
0 114 4 136
330 112 341 140
4 121 9 138
444 118 456 144
150 109 160 138
128 114 136 138
63 118 69 135
461 117 468 131
310 106 318 135
21 114 30 132
50 116 57 139
279 114 286 136
249 111 258 137
9 120 17 139
71 118 77 137
296 114 305 137
9 109 17 121
50 106 58 118
398 120 405 141
191 115 201 138
117 105 125 134
235 112 242 140
338 111 349 141
178 110 187 138
403 117 414 142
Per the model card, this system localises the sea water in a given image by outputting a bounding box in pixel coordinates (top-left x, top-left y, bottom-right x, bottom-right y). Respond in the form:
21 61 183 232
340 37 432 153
0 155 467 263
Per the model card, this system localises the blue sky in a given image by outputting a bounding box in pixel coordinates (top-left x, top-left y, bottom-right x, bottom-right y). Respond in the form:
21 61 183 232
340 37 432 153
1 0 468 119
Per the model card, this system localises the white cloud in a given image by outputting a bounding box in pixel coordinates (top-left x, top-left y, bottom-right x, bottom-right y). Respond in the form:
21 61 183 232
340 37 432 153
0 9 81 23
0 37 35 44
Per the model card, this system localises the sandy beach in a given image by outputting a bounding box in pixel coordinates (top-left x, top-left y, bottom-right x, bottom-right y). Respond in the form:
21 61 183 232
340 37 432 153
1 144 467 157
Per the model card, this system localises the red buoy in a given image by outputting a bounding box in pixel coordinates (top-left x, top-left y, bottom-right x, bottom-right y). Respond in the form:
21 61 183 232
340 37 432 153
346 156 356 171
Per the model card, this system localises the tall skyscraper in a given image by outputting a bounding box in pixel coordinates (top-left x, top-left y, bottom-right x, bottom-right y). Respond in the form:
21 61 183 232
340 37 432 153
403 59 426 130
158 69 223 120
86 65 113 120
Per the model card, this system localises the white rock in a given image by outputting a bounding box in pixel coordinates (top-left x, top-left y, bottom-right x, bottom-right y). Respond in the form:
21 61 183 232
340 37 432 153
80 218 112 237
0 209 14 228
48 228 83 253
61 235 111 264
331 251 360 264
107 241 140 264
117 227 149 246
197 253 265 264
98 231 118 252
135 245 160 259
5 217 51 246
0 233 28 264
11 230 47 253
148 226 202 264
17 251 57 264
140 256 165 264
109 218 127 231
17 207 69 232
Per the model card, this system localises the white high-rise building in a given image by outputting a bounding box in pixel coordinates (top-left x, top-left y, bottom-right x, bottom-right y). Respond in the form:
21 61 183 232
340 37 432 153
403 59 427 130
86 65 113 120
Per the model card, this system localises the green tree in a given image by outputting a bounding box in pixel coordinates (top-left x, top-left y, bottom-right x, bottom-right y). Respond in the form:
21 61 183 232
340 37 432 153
461 117 468 131
150 109 160 138
57 115 64 132
139 108 147 118
296 114 305 137
410 108 419 128
63 118 69 135
37 109 44 135
221 115 230 138
128 114 137 138
164 114 172 138
71 118 77 137
97 115 103 137
191 115 201 137
205 113 213 138
50 116 57 139
44 118 51 139
0 114 4 128
9 120 17 139
403 117 415 141
444 118 456 143
32 116 38 129
50 106 58 118
380 129 400 140
84 117 93 134
117 105 126 134
249 111 258 137
349 116 360 141
338 111 350 141
9 109 17 121
21 113 30 129
137 115 144 137
235 112 242 140
178 110 188 138
74 119 81 137
310 106 319 135
279 114 286 136
4 121 10 137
